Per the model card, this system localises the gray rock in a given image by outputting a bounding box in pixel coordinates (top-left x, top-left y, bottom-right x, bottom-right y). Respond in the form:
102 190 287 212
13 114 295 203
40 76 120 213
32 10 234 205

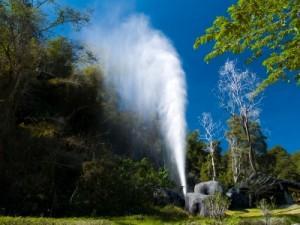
194 181 223 195
185 192 210 216
185 181 223 216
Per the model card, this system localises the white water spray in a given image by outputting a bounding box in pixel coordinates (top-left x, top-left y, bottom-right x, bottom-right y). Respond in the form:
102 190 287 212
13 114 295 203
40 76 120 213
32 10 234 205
82 14 187 194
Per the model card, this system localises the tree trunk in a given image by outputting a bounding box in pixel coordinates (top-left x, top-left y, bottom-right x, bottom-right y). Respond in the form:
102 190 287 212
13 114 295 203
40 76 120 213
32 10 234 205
211 152 216 181
232 151 239 184
242 116 256 173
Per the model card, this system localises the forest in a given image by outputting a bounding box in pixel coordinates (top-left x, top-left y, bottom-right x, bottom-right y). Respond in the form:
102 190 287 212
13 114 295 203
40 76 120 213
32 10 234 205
0 0 299 225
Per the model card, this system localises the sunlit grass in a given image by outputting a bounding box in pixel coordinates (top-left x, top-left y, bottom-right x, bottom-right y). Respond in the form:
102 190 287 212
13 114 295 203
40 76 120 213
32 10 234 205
0 204 299 225
226 204 300 217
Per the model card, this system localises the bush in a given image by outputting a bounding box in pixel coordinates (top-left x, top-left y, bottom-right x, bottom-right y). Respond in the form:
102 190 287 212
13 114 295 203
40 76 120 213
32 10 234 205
71 156 173 215
204 192 230 220
257 199 275 225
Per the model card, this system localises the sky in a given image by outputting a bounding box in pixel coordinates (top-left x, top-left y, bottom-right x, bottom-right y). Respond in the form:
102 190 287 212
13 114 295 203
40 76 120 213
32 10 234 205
62 0 300 152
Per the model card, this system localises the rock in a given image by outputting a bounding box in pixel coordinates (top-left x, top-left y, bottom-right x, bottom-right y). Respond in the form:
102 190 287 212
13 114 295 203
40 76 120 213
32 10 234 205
185 180 223 216
185 192 210 216
194 181 223 195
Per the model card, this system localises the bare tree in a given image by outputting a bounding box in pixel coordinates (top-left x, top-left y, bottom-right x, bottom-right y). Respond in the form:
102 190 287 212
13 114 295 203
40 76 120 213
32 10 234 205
200 112 221 181
218 60 262 174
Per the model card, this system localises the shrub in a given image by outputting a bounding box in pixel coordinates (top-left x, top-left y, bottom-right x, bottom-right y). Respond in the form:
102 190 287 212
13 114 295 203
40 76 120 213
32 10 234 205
204 192 230 220
71 156 173 215
257 199 275 225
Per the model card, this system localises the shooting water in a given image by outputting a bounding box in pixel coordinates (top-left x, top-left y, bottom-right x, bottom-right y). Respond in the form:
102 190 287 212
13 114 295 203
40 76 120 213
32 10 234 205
82 14 187 194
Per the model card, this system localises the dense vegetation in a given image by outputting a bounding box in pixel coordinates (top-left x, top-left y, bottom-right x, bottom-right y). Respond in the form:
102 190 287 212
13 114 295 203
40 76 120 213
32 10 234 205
186 125 300 191
0 0 171 216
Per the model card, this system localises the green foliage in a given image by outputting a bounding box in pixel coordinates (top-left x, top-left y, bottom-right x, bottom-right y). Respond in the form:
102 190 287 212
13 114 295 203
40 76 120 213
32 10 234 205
194 0 300 91
43 37 74 77
71 157 173 215
0 0 88 143
186 131 207 187
226 116 267 181
217 152 234 189
185 129 239 189
291 151 300 176
265 146 299 181
199 143 223 182
227 116 267 156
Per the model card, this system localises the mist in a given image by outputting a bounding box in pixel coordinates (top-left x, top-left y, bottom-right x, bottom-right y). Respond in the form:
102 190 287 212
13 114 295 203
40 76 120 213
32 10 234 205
81 13 187 193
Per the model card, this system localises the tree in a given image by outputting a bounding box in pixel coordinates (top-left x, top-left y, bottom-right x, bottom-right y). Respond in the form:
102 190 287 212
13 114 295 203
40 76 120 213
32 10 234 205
200 112 222 181
219 61 263 173
0 1 180 217
43 37 74 78
72 157 173 215
199 142 223 183
0 0 88 139
227 135 242 184
266 146 299 181
226 116 267 183
291 151 300 177
194 0 300 92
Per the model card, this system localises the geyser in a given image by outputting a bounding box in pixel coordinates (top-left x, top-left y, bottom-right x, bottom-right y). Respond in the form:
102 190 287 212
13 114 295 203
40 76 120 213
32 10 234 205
82 14 187 194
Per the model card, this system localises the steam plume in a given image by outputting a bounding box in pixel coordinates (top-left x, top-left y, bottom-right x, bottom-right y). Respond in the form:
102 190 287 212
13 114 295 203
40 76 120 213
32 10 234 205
82 14 187 193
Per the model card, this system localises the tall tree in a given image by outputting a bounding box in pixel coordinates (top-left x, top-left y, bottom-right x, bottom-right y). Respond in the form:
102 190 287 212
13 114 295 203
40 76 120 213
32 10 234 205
194 0 300 92
226 116 267 182
219 61 263 173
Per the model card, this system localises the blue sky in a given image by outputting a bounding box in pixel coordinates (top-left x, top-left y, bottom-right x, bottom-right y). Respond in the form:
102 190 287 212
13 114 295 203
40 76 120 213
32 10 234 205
63 0 300 152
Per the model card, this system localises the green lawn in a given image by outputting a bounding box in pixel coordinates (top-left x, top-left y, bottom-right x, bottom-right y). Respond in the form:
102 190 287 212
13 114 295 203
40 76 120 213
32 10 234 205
0 205 299 225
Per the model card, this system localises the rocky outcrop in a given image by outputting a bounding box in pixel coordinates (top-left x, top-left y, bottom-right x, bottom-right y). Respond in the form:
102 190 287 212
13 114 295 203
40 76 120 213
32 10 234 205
185 180 223 216
194 181 223 195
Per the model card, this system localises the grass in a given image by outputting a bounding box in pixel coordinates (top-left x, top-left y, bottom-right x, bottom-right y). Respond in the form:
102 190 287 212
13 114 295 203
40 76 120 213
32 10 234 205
0 205 299 225
227 204 300 217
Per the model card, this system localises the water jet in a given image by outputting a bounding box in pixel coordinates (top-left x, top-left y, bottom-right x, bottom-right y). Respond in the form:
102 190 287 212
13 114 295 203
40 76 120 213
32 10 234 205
82 14 188 194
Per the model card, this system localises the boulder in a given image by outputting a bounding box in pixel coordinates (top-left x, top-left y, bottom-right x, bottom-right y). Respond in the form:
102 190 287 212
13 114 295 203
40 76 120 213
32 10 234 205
185 180 223 216
194 181 223 195
185 192 210 216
